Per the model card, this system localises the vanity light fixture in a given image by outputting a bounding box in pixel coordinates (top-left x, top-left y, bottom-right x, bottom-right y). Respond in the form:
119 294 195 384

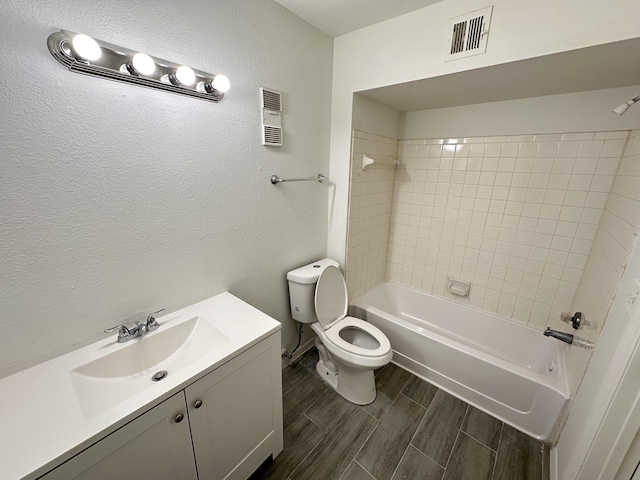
125 52 156 76
47 29 229 103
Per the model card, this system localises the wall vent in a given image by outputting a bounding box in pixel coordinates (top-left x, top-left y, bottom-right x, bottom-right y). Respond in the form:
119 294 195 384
260 87 283 146
447 6 492 61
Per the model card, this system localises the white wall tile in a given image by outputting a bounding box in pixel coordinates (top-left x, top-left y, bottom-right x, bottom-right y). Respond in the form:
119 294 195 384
537 142 559 158
378 130 631 332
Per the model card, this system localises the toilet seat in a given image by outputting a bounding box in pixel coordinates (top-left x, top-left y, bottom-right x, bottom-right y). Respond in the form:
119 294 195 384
324 317 391 358
314 265 391 358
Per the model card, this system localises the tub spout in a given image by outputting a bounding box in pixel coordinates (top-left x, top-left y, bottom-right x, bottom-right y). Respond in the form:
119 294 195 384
543 327 574 345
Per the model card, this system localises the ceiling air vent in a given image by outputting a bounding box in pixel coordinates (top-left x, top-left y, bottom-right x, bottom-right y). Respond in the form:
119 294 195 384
261 87 283 146
447 6 492 61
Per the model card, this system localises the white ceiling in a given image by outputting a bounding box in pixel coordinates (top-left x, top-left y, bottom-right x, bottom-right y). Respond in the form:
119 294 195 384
359 38 640 112
273 0 443 37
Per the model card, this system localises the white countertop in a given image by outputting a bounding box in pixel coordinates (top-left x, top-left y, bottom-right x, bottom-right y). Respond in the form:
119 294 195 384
0 292 281 480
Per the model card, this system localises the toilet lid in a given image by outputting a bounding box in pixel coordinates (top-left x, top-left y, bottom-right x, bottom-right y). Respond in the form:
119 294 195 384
314 265 348 329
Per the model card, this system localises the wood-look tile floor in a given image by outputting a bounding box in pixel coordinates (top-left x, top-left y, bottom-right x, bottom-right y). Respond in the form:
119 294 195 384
250 348 550 480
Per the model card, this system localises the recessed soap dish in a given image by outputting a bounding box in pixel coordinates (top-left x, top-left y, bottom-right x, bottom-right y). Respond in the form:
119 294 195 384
447 278 470 297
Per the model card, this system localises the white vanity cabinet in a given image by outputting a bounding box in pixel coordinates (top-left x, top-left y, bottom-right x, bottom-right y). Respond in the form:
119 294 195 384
39 333 282 480
40 392 198 480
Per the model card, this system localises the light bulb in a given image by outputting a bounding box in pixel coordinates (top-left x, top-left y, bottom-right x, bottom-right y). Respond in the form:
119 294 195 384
72 34 101 61
130 53 156 76
174 66 196 86
211 74 230 93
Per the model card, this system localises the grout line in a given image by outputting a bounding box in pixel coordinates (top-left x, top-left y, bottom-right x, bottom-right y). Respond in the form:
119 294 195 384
400 392 428 412
300 386 329 417
349 416 381 474
387 445 411 480
281 371 310 397
462 427 500 453
441 404 469 472
303 412 327 434
286 433 326 480
358 404 382 422
353 459 377 480
287 413 327 480
490 423 504 480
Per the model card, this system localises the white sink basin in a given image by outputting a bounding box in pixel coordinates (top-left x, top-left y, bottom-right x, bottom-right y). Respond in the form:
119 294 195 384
70 316 230 417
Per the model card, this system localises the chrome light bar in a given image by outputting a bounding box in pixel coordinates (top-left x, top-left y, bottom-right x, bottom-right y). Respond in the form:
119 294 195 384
47 30 230 103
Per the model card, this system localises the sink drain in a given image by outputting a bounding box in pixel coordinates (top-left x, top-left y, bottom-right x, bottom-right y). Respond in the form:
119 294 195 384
152 370 168 381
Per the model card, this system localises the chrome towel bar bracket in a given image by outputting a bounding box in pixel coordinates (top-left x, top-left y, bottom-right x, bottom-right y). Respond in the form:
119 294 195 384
270 173 327 185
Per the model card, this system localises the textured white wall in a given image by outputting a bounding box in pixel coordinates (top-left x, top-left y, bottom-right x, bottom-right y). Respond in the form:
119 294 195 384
0 0 333 376
352 93 400 139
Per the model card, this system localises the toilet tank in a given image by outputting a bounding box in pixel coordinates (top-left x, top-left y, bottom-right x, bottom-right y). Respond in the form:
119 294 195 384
287 258 340 323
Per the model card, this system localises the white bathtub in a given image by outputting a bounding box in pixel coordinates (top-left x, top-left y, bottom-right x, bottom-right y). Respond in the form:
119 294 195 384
350 282 569 441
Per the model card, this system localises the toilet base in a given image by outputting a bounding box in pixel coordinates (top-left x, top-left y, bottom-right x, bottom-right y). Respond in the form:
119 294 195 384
315 339 377 405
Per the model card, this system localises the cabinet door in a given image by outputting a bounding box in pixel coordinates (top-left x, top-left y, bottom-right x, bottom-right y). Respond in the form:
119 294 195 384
185 333 283 480
40 392 197 480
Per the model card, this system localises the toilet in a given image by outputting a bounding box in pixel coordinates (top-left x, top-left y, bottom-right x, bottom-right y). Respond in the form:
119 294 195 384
287 258 392 405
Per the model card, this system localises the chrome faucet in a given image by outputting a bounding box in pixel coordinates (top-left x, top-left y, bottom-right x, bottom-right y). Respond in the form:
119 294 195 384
105 308 165 343
543 327 594 349
543 327 574 345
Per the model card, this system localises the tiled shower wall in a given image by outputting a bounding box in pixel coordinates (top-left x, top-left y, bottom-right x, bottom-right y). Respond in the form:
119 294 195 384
345 130 397 299
386 132 628 330
565 130 640 390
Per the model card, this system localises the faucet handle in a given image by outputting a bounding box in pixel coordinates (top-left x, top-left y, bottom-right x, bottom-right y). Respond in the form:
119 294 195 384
104 324 132 342
146 308 165 329
104 324 130 334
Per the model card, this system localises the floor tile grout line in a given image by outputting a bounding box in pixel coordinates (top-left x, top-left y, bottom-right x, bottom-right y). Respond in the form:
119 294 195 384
412 438 449 470
404 393 429 452
407 391 445 469
399 389 436 412
441 405 469 472
359 403 382 422
349 413 382 477
303 412 329 435
461 427 500 453
387 444 412 480
399 392 429 413
490 423 505 480
459 430 499 452
299 385 330 419
357 392 427 480
293 400 375 480
286 433 326 480
281 371 310 397
354 459 377 480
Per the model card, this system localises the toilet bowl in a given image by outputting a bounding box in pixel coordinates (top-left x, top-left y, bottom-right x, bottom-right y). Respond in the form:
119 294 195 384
287 259 392 405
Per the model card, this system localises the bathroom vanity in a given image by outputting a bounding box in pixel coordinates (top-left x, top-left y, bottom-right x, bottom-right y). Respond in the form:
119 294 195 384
0 293 283 480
